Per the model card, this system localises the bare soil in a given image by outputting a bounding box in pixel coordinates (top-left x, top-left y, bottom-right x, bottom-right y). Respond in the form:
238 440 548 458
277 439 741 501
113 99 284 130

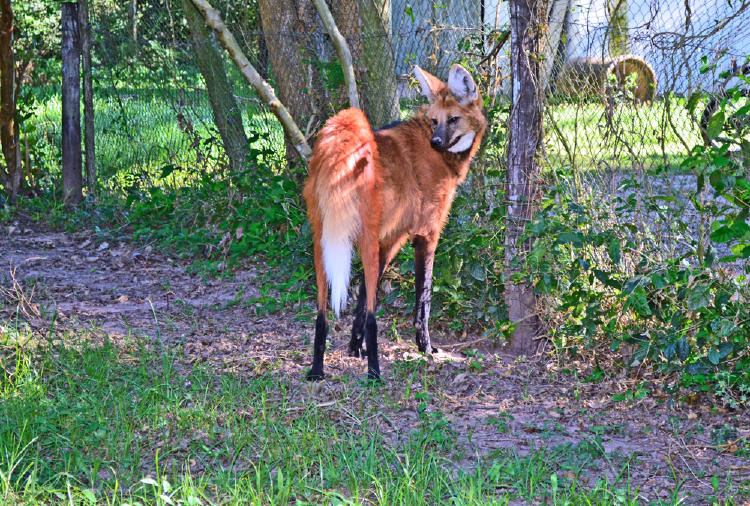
2 221 749 504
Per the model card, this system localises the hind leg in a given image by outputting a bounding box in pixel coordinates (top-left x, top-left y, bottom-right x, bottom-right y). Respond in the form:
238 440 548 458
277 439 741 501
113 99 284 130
358 224 382 380
349 277 368 357
349 236 406 358
307 234 329 381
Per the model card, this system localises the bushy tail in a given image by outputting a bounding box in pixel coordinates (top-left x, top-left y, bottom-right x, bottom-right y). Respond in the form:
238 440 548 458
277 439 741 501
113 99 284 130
305 108 376 317
321 218 356 317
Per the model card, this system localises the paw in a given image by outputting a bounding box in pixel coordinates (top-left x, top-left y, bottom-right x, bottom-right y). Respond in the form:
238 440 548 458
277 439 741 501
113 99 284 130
364 369 383 385
306 369 325 381
347 343 367 358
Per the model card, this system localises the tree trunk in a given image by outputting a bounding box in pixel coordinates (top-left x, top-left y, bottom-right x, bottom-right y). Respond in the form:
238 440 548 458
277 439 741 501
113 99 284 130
13 17 21 191
258 0 321 165
256 15 270 81
61 2 83 204
79 0 96 191
606 0 629 57
355 0 400 126
311 0 360 110
189 0 312 162
129 0 138 42
182 0 248 174
0 0 21 200
504 0 548 354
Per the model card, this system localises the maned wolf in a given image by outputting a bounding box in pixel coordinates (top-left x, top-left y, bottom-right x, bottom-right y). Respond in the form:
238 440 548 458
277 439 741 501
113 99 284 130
303 63 486 380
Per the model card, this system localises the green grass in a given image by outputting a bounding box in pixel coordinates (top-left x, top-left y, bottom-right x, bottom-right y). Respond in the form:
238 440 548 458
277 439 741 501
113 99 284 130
546 98 704 172
29 87 286 192
26 88 708 200
0 321 684 505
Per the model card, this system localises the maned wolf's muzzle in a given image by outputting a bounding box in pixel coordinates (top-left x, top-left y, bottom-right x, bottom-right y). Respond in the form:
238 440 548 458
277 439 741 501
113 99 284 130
430 124 448 151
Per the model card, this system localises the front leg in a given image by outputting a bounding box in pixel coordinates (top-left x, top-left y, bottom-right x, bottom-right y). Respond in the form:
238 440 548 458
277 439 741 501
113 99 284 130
413 235 438 353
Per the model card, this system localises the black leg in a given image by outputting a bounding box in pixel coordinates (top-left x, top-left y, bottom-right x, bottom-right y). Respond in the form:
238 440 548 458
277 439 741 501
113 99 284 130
349 275 367 357
350 258 390 358
365 312 380 379
307 311 328 380
413 236 437 353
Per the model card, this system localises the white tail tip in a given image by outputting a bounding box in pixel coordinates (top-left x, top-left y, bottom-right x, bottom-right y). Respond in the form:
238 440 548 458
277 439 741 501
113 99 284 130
321 236 352 317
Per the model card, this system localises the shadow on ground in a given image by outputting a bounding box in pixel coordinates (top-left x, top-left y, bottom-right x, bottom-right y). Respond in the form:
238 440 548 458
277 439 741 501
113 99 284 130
2 222 749 503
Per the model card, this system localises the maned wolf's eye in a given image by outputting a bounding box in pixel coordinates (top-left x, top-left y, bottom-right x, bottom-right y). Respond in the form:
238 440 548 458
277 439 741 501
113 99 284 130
448 116 459 125
431 118 438 126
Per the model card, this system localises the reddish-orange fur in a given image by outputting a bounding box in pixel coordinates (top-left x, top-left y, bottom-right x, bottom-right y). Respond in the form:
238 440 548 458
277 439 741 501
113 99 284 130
303 109 384 314
304 64 486 380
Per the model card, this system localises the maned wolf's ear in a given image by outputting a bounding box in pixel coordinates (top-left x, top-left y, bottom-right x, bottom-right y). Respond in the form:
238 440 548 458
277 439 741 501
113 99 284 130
448 64 478 106
413 65 444 102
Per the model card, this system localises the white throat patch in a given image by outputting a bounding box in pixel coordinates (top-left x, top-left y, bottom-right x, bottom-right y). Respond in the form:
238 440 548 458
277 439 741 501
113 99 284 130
448 132 475 153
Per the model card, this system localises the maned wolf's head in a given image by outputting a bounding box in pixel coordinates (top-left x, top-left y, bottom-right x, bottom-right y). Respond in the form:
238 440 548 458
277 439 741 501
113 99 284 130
413 64 486 154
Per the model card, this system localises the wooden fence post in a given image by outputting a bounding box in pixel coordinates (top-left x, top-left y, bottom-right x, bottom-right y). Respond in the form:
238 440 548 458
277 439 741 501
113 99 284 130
62 2 82 204
79 0 96 191
504 0 548 354
0 0 21 200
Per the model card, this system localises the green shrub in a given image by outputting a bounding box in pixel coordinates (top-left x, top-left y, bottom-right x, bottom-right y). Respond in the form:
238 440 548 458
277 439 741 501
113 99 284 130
525 70 750 405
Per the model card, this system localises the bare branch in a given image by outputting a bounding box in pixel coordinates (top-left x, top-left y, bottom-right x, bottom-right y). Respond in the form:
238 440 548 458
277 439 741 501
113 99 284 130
189 0 313 162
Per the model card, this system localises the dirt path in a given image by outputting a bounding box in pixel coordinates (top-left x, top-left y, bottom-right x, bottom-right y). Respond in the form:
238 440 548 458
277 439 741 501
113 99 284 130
2 222 749 503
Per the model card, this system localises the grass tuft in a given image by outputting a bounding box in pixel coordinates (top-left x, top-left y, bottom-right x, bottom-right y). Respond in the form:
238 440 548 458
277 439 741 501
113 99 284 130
0 321 699 504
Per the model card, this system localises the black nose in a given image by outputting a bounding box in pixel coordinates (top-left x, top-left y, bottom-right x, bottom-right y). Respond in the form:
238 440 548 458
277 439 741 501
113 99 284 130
431 137 443 149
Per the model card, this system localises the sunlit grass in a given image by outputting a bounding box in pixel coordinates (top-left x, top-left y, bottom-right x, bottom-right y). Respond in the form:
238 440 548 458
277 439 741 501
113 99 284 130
28 87 707 198
0 322 679 505
30 88 286 193
546 98 704 172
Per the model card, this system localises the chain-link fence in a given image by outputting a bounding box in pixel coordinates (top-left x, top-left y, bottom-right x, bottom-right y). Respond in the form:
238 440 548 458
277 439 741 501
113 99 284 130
75 4 747 145
546 0 750 170
542 0 750 265
29 0 749 255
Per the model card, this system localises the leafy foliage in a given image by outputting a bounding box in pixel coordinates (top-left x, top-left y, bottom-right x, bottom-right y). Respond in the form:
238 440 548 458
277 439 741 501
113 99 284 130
524 68 750 405
126 152 310 277
15 0 60 85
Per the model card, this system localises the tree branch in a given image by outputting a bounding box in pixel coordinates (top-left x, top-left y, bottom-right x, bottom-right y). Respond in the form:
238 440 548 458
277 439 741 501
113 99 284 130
189 0 313 162
311 0 360 110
